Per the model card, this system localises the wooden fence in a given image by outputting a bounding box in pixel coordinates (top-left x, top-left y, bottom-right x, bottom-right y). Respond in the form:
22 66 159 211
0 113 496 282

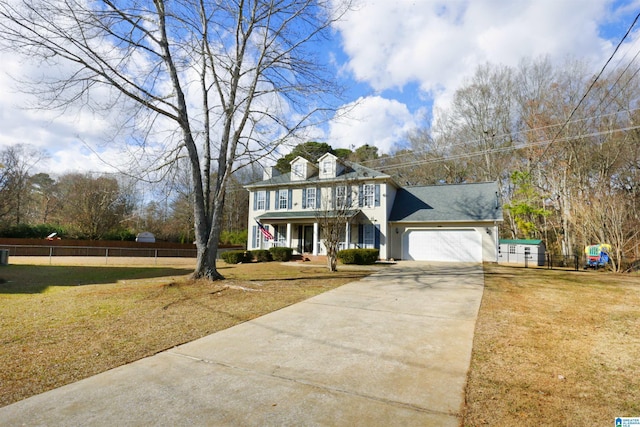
0 238 243 260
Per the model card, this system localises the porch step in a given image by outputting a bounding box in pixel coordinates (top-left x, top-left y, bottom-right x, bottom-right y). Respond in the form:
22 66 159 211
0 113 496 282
291 254 327 263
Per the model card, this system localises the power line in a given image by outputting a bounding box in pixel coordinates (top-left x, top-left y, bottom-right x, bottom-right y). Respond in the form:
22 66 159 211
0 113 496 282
357 108 640 169
530 11 640 171
374 123 640 172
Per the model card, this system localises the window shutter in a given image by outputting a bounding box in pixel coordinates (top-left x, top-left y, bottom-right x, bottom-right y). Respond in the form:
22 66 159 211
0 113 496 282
331 187 336 209
316 187 321 209
347 186 352 207
288 189 292 209
358 184 363 207
252 225 257 249
374 224 380 249
358 224 363 247
265 190 270 210
375 184 381 207
253 193 257 211
274 190 279 210
302 188 307 209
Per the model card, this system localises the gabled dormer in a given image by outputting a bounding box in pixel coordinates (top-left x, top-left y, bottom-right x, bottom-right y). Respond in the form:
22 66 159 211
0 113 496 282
290 156 318 181
318 153 344 179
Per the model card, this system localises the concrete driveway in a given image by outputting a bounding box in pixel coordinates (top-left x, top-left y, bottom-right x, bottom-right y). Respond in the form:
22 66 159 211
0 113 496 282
0 262 485 426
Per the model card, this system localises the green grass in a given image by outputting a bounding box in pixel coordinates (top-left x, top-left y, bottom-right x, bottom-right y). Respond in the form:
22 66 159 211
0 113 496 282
0 265 194 293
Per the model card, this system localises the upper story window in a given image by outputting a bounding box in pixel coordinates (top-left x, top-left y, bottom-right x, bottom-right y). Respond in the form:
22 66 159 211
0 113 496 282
305 187 317 209
335 185 347 208
291 163 304 178
255 190 266 210
278 190 288 210
322 159 332 174
362 184 375 208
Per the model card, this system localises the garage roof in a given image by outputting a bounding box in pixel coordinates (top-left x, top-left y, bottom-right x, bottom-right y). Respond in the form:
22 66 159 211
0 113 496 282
389 181 503 223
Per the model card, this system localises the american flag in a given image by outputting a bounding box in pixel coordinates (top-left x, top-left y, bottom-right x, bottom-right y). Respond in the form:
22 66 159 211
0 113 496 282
256 220 274 240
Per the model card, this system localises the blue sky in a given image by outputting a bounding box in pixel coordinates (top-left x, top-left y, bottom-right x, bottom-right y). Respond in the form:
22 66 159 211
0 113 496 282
1 0 639 173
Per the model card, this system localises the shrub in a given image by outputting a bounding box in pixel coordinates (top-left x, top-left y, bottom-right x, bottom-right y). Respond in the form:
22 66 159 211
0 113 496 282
0 223 65 238
337 248 379 265
269 246 294 262
221 250 252 264
102 229 136 241
253 249 272 262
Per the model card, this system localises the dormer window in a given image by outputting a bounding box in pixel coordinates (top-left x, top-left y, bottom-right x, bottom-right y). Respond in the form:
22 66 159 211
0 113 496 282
290 156 317 181
322 159 332 174
318 152 341 179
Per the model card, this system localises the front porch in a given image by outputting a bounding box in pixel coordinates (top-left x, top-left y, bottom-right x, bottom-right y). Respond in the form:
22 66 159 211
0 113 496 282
254 210 365 256
255 222 357 256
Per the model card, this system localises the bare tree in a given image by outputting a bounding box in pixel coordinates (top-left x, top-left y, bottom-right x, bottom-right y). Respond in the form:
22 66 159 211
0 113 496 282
316 179 356 272
0 144 47 227
53 173 133 239
0 0 349 280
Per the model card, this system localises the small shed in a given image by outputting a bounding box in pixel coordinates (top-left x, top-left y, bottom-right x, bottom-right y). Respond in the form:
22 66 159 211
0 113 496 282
135 232 156 243
498 239 545 266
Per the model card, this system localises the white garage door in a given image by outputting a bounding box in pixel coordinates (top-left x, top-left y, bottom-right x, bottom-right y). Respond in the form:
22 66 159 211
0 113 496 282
404 229 482 262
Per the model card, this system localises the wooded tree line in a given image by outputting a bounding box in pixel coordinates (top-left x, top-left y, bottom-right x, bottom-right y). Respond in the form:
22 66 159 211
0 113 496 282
368 57 640 271
0 145 250 243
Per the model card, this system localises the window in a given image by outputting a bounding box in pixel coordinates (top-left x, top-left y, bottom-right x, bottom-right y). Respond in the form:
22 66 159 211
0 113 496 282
362 224 375 248
362 184 375 207
322 159 332 174
305 187 316 209
256 191 266 210
335 186 347 208
276 225 287 246
292 163 303 179
278 190 288 210
509 245 516 254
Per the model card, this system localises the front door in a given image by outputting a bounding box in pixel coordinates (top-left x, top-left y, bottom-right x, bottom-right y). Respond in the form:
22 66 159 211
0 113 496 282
303 225 314 253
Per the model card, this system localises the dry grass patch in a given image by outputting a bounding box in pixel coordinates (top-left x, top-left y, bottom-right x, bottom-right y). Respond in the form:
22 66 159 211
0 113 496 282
0 260 373 407
464 264 640 426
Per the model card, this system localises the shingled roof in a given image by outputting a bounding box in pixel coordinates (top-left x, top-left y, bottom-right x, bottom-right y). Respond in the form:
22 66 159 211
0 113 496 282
244 161 391 189
389 181 503 223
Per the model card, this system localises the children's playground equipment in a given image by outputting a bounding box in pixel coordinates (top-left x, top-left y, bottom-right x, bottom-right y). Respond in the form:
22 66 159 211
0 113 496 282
584 243 611 269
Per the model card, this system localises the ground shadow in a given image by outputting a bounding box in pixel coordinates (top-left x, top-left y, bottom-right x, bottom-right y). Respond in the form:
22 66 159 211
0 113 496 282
0 265 195 294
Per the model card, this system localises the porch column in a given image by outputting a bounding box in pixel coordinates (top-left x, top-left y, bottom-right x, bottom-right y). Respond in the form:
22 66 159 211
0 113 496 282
345 222 351 249
286 223 292 248
313 222 319 255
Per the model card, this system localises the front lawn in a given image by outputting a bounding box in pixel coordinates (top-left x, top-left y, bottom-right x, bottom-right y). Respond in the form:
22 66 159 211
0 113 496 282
0 259 372 407
465 264 640 426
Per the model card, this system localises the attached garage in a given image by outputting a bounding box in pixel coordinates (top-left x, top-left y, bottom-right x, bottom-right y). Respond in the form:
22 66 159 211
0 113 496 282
403 229 483 263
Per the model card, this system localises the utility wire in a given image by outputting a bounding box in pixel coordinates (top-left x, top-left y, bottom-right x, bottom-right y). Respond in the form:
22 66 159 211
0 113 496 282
529 11 640 171
375 123 640 172
357 109 640 172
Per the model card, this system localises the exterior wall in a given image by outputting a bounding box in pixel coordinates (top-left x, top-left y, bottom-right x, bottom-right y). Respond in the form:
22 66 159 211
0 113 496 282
247 179 393 259
387 222 499 262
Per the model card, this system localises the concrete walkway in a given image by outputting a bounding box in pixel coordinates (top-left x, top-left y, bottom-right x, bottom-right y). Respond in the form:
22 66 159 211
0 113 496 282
0 262 485 426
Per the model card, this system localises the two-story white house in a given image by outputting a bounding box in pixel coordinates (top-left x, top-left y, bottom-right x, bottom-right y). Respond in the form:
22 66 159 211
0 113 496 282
245 153 503 263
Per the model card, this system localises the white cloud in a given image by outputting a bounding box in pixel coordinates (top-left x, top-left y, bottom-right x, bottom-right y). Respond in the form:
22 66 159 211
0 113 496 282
1 0 638 173
328 96 420 153
0 49 126 174
333 0 629 111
